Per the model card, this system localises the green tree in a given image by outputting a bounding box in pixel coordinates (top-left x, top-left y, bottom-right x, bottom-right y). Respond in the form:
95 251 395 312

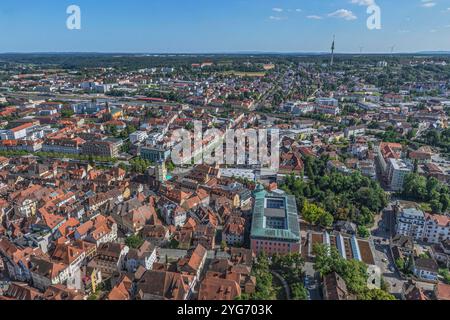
395 258 405 272
166 160 176 172
402 173 428 201
313 244 386 297
291 283 308 300
358 288 396 300
125 234 144 249
61 109 75 118
439 268 450 284
319 212 334 228
252 253 276 300
220 240 227 251
302 201 332 227
312 244 341 277
430 199 443 214
357 226 370 238
169 238 179 249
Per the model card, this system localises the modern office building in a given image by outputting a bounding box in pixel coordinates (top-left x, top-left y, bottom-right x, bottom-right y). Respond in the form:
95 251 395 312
140 146 171 163
250 185 301 255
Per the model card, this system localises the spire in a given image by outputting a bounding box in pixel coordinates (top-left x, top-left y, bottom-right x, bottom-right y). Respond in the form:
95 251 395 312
253 183 267 199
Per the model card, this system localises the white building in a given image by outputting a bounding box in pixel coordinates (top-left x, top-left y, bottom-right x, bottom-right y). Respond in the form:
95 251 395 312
161 201 187 227
387 158 413 191
316 97 339 107
130 131 148 144
357 160 376 180
395 202 450 244
220 168 255 181
358 101 380 111
0 123 35 140
315 104 341 116
413 258 439 281
423 213 450 244
395 202 425 240
80 82 114 93
125 242 158 273
344 125 366 139
222 216 246 246
283 101 315 115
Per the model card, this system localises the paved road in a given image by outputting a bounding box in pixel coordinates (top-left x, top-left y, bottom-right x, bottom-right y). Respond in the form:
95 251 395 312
370 208 406 297
303 262 322 300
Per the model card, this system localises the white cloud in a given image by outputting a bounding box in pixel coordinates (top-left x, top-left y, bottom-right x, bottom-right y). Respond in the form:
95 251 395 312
421 0 436 8
272 8 283 12
295 9 302 12
269 15 287 21
307 15 323 20
350 0 375 6
328 9 357 20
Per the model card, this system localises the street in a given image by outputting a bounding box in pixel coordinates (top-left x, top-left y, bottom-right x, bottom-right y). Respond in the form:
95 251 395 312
370 208 405 297
303 262 322 300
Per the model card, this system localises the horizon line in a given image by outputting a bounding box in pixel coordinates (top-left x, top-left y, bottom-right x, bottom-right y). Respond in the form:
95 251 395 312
1 51 450 56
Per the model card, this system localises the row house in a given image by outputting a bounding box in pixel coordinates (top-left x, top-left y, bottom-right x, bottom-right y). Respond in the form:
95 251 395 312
50 240 95 275
88 242 129 277
136 270 195 300
431 240 450 268
177 244 208 284
9 184 53 218
42 137 85 155
222 215 246 246
395 201 450 244
140 225 170 247
111 197 159 235
158 197 187 227
29 255 70 291
124 241 157 273
423 213 450 244
0 238 36 282
74 215 118 246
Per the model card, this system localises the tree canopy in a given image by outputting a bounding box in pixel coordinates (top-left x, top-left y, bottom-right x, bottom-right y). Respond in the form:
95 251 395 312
402 173 450 213
313 244 396 300
281 156 387 227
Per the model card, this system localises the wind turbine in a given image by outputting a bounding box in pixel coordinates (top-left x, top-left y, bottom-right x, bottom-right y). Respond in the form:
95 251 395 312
390 45 396 54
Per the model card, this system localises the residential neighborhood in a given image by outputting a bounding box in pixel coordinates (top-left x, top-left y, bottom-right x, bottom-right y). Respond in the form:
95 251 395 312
0 52 450 302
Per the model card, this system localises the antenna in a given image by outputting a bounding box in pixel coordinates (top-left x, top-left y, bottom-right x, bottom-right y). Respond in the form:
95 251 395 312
330 35 336 66
359 46 364 54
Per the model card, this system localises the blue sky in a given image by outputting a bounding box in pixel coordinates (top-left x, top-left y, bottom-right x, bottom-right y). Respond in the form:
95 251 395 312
0 0 450 53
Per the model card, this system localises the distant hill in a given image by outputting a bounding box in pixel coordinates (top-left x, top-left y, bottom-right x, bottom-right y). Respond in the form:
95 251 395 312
416 51 450 55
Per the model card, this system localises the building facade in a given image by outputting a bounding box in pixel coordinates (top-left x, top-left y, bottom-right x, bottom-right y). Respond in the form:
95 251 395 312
250 185 301 255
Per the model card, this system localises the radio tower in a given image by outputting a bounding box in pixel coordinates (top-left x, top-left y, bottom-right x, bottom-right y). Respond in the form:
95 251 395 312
330 35 336 66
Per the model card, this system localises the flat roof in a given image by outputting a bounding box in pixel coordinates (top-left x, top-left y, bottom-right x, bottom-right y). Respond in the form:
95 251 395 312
251 190 300 242
264 208 286 218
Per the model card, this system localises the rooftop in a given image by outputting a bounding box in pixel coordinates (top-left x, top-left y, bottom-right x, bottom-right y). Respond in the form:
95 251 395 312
250 186 300 242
